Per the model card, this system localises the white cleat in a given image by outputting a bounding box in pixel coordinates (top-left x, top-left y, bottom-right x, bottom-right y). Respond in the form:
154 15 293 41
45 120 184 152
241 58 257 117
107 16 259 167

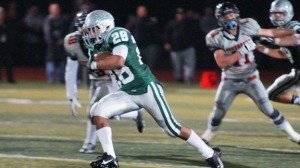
202 129 218 143
79 143 96 153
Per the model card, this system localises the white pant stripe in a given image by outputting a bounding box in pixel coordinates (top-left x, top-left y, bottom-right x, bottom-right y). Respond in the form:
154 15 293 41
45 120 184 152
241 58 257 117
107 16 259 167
150 82 180 135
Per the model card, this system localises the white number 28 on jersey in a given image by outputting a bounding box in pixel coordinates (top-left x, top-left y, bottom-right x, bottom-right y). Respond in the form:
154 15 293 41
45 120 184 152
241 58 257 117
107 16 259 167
112 30 129 44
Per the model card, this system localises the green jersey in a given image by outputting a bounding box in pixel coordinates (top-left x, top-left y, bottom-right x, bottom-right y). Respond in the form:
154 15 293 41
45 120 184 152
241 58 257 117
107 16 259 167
88 27 160 95
281 21 300 69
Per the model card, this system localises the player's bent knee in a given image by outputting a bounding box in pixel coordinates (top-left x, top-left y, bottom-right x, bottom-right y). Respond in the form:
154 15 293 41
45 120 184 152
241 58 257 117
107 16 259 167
89 102 111 119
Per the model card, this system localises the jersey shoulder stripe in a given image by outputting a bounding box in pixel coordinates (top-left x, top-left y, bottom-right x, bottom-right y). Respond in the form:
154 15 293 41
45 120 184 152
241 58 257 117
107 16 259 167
206 28 222 39
284 20 300 30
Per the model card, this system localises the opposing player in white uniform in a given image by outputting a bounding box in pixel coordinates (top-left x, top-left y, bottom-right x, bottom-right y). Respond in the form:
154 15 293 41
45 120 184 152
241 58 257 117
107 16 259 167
81 10 224 168
64 11 145 154
202 1 300 145
256 0 300 107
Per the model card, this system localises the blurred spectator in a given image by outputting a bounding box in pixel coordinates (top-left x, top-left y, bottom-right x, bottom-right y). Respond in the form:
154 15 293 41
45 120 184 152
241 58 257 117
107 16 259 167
186 9 202 69
69 3 94 32
43 3 69 84
199 6 218 36
23 6 44 66
0 7 15 83
127 5 160 69
164 8 199 84
199 6 219 69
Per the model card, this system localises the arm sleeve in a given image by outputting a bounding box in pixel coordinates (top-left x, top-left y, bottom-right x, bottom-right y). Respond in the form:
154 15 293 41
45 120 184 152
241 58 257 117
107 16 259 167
65 57 79 99
112 45 128 60
206 30 221 52
64 32 82 61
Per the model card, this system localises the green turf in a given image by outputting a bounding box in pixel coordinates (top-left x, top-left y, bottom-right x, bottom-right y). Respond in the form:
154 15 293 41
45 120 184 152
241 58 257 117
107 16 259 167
0 81 300 168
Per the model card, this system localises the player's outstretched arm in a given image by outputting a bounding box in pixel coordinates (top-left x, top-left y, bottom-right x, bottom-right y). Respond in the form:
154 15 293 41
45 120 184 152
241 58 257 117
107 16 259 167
65 57 82 116
256 45 287 59
258 28 296 38
274 34 300 46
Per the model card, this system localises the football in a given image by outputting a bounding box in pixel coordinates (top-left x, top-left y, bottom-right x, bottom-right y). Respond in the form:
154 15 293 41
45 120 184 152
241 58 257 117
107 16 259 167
94 52 112 61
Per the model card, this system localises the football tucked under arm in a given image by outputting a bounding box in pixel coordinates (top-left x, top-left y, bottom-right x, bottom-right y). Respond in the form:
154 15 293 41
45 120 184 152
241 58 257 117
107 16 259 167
94 52 113 61
87 52 112 70
88 52 124 70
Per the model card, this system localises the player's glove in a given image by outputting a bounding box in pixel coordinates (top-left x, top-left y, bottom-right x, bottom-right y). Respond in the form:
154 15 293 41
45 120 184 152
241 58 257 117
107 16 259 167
69 97 82 116
238 40 256 56
280 47 294 63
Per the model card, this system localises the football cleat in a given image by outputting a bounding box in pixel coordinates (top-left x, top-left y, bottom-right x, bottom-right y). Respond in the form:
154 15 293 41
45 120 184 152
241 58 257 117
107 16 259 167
90 153 119 168
135 110 145 133
206 148 224 168
79 143 96 153
201 129 218 143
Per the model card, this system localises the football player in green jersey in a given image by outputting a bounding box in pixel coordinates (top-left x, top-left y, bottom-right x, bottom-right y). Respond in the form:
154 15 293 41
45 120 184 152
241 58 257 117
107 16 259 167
256 0 300 107
81 10 224 168
64 11 145 154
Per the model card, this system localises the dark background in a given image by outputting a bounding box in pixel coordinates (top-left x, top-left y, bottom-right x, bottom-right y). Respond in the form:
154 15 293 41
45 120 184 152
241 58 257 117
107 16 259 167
1 0 299 70
3 0 299 28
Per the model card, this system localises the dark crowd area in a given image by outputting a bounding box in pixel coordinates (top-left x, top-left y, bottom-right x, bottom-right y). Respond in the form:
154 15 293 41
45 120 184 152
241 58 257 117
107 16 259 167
1 0 300 82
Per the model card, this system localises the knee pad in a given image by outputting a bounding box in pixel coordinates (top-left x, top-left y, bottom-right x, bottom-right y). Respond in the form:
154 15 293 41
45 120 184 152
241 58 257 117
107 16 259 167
211 118 222 127
209 103 226 127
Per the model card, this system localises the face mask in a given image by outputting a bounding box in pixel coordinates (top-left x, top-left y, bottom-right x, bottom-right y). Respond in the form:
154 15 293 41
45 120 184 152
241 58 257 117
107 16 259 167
226 20 237 29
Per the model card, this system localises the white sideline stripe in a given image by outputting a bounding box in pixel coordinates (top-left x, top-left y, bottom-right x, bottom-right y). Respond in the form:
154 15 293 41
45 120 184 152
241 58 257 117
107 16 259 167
2 134 300 154
0 134 82 141
0 98 88 105
0 153 86 162
0 98 69 105
0 154 206 168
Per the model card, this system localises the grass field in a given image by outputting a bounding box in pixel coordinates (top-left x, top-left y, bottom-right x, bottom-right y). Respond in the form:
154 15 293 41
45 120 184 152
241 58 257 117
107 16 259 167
0 81 300 168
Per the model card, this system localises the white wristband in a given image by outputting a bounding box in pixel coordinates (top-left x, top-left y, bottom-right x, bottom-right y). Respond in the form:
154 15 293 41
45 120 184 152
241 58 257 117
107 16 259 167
90 61 98 70
263 48 269 54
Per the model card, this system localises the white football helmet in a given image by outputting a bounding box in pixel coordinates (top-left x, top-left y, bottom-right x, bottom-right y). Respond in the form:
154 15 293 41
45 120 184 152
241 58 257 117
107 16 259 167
269 0 294 27
82 10 115 47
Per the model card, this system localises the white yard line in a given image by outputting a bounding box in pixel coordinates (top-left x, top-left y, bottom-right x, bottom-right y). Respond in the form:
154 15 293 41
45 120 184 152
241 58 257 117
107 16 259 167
0 98 68 105
0 98 88 105
1 134 300 152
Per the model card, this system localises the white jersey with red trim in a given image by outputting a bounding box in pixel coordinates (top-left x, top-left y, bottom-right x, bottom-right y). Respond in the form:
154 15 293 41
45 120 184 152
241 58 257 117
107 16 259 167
206 18 260 79
64 32 88 65
64 31 110 81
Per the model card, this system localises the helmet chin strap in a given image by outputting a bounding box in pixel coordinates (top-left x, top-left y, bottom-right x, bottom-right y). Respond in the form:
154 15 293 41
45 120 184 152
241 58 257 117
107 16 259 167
226 20 237 29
